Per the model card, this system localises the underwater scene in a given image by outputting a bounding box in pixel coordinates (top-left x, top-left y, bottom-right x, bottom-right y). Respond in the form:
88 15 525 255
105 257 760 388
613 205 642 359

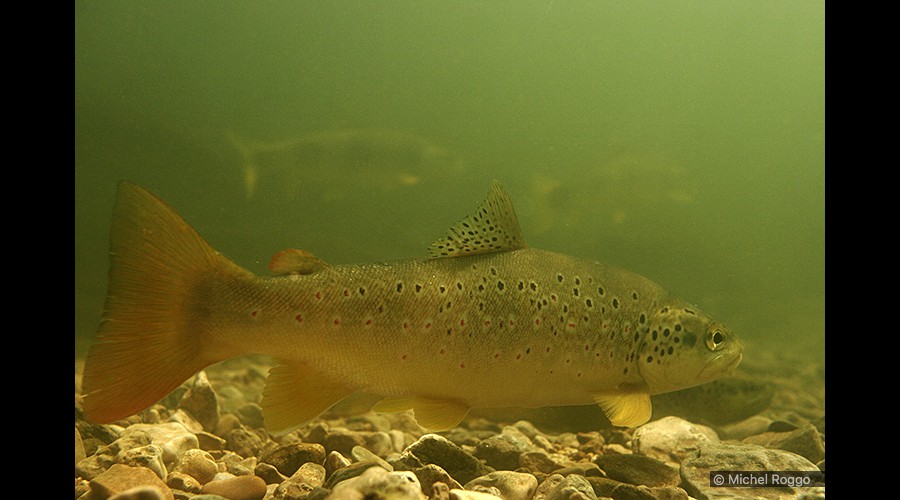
75 2 824 499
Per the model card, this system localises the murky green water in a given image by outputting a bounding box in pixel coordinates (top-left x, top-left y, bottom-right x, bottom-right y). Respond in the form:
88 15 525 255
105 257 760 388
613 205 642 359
75 0 824 374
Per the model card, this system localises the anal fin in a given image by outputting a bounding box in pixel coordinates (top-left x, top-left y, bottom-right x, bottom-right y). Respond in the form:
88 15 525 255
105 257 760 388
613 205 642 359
593 387 652 427
261 361 355 435
372 397 470 431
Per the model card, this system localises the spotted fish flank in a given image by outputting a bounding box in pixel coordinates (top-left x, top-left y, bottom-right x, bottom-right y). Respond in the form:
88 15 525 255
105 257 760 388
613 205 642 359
81 181 743 434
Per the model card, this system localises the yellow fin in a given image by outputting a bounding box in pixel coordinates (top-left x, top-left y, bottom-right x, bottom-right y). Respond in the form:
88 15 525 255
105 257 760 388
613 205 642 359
268 248 329 276
372 398 470 431
261 361 356 435
81 182 251 424
594 389 652 427
428 181 526 258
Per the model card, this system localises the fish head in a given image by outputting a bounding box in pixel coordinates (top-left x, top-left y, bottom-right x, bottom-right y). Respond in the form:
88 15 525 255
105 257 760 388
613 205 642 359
638 304 743 395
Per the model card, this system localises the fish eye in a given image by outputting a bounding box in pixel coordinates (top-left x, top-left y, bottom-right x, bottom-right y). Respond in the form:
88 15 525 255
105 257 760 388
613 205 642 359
707 329 726 350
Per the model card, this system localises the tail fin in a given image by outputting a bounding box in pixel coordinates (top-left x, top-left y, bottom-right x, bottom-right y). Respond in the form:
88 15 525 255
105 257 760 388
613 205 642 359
81 182 251 424
225 130 259 199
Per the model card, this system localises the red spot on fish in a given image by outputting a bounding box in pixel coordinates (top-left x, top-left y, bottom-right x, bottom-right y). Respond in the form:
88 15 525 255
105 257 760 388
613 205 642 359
495 353 500 359
459 363 466 369
624 325 631 333
516 354 522 360
440 349 446 355
551 294 558 302
365 319 373 326
535 318 541 325
343 289 350 297
577 372 582 378
425 322 432 329
584 344 590 351
568 322 576 329
460 319 466 326
250 310 259 318
546 347 551 353
402 354 408 361
295 314 303 322
403 322 410 329
333 318 341 326
484 320 491 327
508 319 515 326
315 291 322 300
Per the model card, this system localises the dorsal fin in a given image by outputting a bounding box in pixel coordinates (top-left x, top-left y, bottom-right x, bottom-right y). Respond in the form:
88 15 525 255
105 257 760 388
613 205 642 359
428 181 526 259
268 249 328 276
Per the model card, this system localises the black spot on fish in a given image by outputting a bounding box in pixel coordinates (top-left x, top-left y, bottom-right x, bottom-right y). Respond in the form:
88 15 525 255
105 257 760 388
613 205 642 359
439 285 446 294
633 332 639 342
612 298 620 309
639 313 646 324
684 308 696 315
682 332 696 347
647 356 653 363
575 277 581 285
660 306 669 313
673 336 680 343
497 281 505 290
491 267 498 276
675 324 682 331
652 330 658 340
664 328 670 337
668 346 674 355
518 281 525 291
632 292 639 300
396 283 403 293
586 298 593 308
530 282 538 292
359 287 366 296
557 274 564 282
415 284 422 293
598 286 605 296
457 282 463 290
573 288 580 297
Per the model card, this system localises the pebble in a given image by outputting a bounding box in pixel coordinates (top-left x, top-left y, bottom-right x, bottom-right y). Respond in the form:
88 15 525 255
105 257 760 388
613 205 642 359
200 474 267 500
531 473 564 500
474 427 537 470
255 462 289 484
518 451 564 474
325 460 391 489
236 403 266 429
449 489 502 500
400 434 494 485
172 448 219 485
324 450 353 478
259 442 326 476
89 464 175 500
593 454 680 488
274 462 326 499
330 466 425 500
214 413 243 436
123 422 199 467
166 471 202 493
631 416 718 465
77 430 153 481
741 422 825 464
716 414 774 440
413 463 463 492
107 485 169 500
546 474 596 500
196 431 228 451
119 444 168 480
76 426 87 464
464 471 538 500
226 427 265 458
680 442 823 500
177 371 220 432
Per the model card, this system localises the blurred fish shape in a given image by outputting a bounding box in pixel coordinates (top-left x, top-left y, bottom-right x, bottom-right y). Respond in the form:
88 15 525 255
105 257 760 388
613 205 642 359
227 128 466 200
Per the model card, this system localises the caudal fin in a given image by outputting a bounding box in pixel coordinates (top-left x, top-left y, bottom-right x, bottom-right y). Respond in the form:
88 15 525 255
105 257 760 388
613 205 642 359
81 182 251 424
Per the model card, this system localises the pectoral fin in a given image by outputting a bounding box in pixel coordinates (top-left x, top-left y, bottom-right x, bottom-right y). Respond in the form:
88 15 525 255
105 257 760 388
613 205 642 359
261 361 355 435
372 397 470 431
594 389 652 427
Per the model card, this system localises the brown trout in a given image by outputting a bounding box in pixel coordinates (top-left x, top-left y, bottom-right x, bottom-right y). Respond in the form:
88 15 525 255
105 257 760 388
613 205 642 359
81 181 743 433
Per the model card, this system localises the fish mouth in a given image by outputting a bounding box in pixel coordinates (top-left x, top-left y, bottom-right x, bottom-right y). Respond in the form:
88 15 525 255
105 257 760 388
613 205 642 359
698 351 743 379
